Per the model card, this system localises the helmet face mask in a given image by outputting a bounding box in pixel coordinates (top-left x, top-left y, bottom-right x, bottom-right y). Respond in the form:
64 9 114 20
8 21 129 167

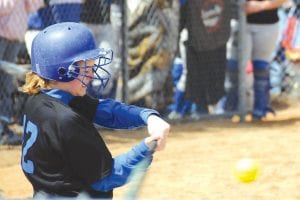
31 22 113 95
69 49 113 95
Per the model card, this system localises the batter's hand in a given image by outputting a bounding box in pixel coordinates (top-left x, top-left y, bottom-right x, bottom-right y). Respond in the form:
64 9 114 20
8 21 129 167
147 115 170 151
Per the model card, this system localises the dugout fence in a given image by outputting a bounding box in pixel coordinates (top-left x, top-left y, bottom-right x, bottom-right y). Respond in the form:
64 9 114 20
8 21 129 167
1 0 283 126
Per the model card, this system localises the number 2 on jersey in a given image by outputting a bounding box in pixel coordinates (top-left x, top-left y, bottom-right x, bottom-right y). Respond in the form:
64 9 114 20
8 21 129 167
21 115 38 174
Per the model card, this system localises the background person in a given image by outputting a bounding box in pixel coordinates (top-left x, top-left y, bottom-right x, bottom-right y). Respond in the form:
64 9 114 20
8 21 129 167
24 0 83 57
180 0 232 119
0 0 44 145
225 0 287 120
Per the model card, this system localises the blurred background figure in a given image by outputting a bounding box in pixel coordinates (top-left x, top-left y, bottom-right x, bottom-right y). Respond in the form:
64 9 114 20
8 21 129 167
180 0 232 119
224 16 254 116
167 28 197 120
270 0 300 101
24 0 83 57
0 0 44 145
225 0 287 120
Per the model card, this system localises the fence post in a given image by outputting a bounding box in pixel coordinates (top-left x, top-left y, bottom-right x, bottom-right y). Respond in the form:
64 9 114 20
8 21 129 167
237 0 247 121
120 0 128 103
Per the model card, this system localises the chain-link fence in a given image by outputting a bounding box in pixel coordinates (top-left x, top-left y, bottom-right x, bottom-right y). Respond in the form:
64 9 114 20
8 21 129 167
125 0 179 111
1 0 299 131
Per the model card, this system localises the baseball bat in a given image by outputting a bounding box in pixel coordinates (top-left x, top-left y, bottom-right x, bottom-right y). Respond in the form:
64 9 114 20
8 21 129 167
124 140 157 200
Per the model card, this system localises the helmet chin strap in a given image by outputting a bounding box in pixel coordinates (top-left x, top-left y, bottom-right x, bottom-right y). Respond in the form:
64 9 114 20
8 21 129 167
74 76 89 89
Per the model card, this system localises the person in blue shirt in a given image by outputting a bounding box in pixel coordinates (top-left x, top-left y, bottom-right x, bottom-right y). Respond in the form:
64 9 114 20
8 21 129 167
21 22 170 199
25 0 83 57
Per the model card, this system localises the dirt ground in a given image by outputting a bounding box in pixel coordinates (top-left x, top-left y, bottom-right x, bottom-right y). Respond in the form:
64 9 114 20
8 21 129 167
1 101 300 200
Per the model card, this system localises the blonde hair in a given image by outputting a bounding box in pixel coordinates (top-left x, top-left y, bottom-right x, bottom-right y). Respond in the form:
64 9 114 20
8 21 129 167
22 72 52 95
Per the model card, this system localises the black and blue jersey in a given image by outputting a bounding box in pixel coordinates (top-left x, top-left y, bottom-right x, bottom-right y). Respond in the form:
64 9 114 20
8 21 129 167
21 90 158 198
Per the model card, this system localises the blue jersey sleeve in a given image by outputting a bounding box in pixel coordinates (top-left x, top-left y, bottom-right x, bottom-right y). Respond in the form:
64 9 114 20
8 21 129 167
94 99 160 129
90 140 153 192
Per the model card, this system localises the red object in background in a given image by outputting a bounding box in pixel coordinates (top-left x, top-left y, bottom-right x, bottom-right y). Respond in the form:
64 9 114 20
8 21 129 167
246 60 253 74
281 15 300 62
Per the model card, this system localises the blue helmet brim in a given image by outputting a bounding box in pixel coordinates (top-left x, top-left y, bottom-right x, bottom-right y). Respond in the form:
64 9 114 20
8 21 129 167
73 48 110 62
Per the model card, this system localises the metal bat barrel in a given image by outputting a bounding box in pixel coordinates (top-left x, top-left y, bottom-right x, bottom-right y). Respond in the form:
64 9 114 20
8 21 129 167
124 140 157 200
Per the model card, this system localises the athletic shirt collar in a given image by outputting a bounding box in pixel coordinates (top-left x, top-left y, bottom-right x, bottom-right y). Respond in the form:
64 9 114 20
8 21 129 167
42 89 74 105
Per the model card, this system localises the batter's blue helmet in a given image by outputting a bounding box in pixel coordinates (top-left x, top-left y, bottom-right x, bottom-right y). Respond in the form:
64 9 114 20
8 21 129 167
31 22 113 92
